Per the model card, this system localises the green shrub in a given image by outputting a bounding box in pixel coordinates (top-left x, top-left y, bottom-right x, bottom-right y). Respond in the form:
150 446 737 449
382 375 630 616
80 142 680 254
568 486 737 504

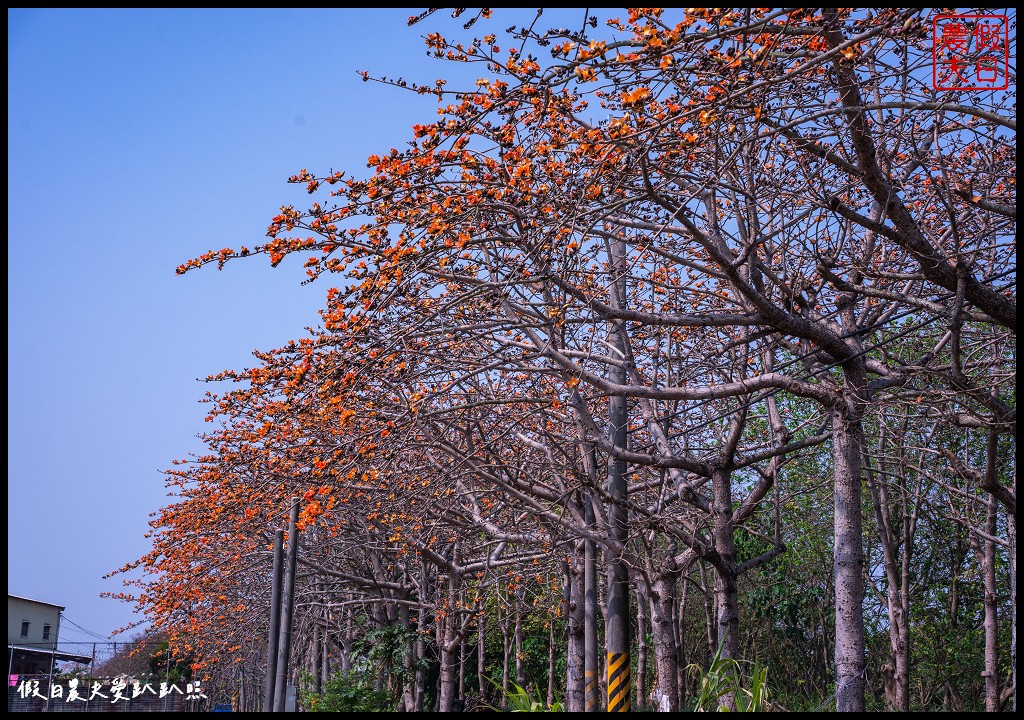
686 644 769 712
299 669 393 713
484 677 564 712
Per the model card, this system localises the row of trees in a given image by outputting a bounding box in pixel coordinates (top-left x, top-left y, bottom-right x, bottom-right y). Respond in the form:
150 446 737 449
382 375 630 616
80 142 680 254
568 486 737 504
111 8 1015 712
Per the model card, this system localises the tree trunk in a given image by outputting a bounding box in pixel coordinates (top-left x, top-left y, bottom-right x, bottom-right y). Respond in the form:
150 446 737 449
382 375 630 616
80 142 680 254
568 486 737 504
832 397 866 712
567 547 585 712
676 576 688 701
865 456 910 711
515 608 525 687
547 621 557 706
650 573 679 711
982 494 999 712
478 610 487 701
459 636 466 703
321 625 329 692
963 432 1003 713
636 594 648 708
439 641 458 712
399 603 416 712
341 607 353 673
700 562 716 664
1009 510 1016 713
312 623 322 695
438 570 461 712
584 491 600 712
501 600 510 695
414 564 428 712
712 471 737 712
712 466 740 668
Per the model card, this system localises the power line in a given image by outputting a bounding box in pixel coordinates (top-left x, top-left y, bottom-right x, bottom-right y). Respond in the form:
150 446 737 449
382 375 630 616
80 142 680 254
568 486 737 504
60 613 110 641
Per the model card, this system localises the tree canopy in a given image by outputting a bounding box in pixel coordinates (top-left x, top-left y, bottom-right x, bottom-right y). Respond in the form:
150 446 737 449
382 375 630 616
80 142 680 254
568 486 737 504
111 8 1015 713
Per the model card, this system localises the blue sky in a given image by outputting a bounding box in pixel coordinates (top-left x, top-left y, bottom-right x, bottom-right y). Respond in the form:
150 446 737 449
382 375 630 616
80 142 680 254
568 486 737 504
7 7 523 643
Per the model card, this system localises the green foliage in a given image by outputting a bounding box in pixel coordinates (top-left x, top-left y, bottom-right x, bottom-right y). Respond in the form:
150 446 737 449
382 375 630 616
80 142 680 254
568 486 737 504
299 669 393 713
477 590 566 705
686 644 769 712
484 676 564 712
299 624 425 712
737 449 834 708
147 639 192 686
352 624 424 694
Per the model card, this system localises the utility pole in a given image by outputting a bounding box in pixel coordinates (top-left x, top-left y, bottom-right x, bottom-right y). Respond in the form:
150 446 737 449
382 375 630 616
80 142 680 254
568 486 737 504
605 233 631 712
264 529 284 712
274 499 300 712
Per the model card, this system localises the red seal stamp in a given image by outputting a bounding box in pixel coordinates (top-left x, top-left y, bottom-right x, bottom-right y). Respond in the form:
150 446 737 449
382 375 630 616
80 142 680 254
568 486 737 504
933 14 1009 91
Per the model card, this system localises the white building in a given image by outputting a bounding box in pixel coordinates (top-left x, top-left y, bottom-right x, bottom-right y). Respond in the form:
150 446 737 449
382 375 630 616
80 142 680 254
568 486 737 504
7 594 90 674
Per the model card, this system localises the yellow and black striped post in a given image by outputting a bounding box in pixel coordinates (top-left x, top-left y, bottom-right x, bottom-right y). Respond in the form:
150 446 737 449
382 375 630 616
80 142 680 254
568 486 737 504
604 247 631 712
584 669 600 711
607 652 631 712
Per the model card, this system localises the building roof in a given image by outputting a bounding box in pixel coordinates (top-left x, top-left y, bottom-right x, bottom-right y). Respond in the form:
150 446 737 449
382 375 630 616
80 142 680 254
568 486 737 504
7 644 93 665
8 594 65 610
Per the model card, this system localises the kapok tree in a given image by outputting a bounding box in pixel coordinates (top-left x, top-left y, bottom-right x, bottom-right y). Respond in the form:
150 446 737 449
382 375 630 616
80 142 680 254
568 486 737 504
142 6 1014 714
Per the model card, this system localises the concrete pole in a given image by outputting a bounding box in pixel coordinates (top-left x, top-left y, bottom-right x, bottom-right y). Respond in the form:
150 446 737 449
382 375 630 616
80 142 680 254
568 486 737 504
605 233 631 712
264 529 284 711
274 500 301 712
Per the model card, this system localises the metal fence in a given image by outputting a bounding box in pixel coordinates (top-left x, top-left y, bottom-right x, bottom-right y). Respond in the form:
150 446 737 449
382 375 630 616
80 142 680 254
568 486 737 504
8 675 191 713
7 642 208 713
